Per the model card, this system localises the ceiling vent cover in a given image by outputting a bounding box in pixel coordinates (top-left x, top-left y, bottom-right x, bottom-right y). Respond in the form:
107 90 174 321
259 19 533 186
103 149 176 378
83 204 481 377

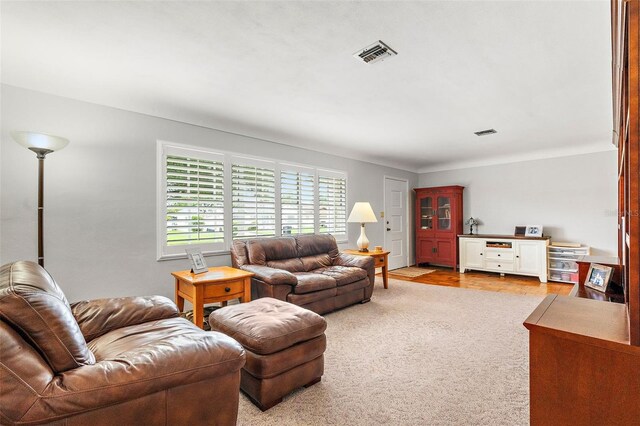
354 40 397 64
474 129 497 136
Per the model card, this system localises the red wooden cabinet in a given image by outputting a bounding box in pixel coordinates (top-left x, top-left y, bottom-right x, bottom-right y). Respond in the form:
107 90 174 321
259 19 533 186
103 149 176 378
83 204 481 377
414 185 464 269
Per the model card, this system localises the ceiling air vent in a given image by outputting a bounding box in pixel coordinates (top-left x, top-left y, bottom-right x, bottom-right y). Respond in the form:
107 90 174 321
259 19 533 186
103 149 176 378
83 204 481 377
353 40 397 64
474 129 497 136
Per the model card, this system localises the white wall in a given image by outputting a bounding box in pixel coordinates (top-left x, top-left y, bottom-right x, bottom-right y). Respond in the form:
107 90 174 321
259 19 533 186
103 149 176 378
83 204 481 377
418 151 618 256
1 85 418 302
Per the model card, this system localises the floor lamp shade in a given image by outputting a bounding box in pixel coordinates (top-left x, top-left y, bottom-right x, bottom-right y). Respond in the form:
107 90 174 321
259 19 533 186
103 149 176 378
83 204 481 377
11 131 70 267
11 131 70 156
347 202 378 252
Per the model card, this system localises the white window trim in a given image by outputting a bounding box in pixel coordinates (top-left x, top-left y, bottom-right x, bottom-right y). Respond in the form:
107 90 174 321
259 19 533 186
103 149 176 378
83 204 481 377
157 140 348 260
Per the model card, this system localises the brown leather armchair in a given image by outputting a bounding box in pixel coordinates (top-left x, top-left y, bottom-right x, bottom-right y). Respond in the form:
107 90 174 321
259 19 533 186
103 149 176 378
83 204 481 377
0 261 246 425
231 234 375 314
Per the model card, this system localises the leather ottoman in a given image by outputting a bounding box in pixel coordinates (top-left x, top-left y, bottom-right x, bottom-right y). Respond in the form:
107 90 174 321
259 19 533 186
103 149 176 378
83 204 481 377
209 297 327 411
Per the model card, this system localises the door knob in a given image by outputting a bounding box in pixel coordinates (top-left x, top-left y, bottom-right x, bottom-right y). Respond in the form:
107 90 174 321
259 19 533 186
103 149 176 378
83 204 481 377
386 228 391 231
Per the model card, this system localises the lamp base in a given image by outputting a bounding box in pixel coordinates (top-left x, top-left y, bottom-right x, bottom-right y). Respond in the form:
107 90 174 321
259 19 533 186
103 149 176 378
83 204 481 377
356 223 370 252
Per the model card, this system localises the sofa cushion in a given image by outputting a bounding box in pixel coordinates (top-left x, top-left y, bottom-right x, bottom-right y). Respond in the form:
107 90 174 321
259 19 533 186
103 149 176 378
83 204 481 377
208 298 327 355
313 265 368 286
231 240 249 267
295 234 339 259
266 258 305 272
247 237 298 266
292 272 336 294
300 254 332 272
287 288 337 306
336 277 370 295
0 261 95 373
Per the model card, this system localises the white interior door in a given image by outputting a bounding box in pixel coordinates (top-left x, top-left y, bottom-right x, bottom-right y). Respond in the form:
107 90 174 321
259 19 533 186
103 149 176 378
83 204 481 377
384 177 408 270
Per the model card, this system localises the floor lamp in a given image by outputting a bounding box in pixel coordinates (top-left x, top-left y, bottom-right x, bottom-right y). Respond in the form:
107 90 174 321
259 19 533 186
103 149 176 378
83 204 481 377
11 131 70 267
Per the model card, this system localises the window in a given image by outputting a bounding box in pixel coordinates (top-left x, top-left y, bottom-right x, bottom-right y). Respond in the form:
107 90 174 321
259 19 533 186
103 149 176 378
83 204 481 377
318 171 347 237
160 145 225 257
231 160 276 239
281 166 315 235
158 141 347 259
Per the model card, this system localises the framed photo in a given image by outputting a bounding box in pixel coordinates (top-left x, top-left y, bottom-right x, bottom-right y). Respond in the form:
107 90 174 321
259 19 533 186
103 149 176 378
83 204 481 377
514 226 526 236
584 263 613 292
525 225 543 237
185 248 208 274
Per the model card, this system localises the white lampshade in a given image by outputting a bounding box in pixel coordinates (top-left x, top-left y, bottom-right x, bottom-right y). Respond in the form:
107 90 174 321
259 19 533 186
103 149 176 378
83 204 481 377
11 131 70 152
347 202 378 223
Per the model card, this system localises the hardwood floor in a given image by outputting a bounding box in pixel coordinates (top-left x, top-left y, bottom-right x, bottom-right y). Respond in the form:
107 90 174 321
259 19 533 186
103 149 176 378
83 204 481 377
387 266 573 296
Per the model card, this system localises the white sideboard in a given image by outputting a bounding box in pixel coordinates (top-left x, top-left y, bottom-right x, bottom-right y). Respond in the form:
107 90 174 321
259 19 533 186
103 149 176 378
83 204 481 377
458 235 550 282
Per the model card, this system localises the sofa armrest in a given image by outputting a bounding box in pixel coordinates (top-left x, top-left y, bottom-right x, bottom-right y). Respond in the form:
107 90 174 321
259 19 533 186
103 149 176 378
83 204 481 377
71 296 179 342
240 265 298 286
334 253 375 285
334 253 375 270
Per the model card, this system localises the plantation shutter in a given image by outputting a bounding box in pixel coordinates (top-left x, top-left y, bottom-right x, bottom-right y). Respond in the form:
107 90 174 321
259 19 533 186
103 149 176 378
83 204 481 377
165 154 225 249
318 171 347 236
232 160 276 239
281 167 315 235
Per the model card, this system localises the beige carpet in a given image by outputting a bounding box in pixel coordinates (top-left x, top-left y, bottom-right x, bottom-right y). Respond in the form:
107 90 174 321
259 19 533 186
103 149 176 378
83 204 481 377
389 266 436 278
236 278 542 425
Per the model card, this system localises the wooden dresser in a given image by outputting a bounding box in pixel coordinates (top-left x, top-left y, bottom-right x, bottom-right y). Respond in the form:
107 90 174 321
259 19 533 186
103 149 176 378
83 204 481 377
524 4 640 424
524 292 640 425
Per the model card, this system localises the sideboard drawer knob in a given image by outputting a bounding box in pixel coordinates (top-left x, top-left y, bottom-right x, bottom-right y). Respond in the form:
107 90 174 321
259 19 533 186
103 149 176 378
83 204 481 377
225 287 231 292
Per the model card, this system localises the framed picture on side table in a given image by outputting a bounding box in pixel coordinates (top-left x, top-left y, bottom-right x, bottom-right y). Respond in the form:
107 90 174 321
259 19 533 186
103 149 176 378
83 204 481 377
525 225 543 237
185 248 208 274
584 263 613 292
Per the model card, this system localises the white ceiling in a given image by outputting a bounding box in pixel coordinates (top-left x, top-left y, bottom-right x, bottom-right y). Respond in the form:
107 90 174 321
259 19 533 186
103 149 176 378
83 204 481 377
1 1 613 172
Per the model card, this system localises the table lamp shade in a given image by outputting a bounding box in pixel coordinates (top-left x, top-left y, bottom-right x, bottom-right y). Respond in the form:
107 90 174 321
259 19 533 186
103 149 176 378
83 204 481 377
347 202 378 223
11 131 70 152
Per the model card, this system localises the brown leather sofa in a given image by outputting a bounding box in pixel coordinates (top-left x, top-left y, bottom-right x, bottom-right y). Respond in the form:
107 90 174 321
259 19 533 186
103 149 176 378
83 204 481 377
0 261 246 426
230 234 375 314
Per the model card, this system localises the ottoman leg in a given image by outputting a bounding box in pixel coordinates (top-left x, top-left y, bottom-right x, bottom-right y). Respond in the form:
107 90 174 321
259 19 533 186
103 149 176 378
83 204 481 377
241 390 282 412
304 377 321 388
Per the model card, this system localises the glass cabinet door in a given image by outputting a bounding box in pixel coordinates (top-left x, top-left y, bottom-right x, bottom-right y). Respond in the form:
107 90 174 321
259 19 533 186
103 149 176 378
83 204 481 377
420 197 434 230
437 196 451 230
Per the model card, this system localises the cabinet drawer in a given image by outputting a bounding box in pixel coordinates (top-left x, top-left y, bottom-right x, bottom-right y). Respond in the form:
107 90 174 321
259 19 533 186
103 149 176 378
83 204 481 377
203 279 246 299
485 260 514 272
485 249 514 261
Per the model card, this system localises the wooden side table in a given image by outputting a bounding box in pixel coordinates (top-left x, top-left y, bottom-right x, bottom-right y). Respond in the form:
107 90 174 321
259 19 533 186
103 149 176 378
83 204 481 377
171 266 254 329
343 249 390 289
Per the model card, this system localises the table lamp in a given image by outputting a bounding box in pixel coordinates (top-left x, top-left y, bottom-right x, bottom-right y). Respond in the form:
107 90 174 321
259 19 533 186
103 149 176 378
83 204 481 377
347 202 378 252
12 131 70 267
